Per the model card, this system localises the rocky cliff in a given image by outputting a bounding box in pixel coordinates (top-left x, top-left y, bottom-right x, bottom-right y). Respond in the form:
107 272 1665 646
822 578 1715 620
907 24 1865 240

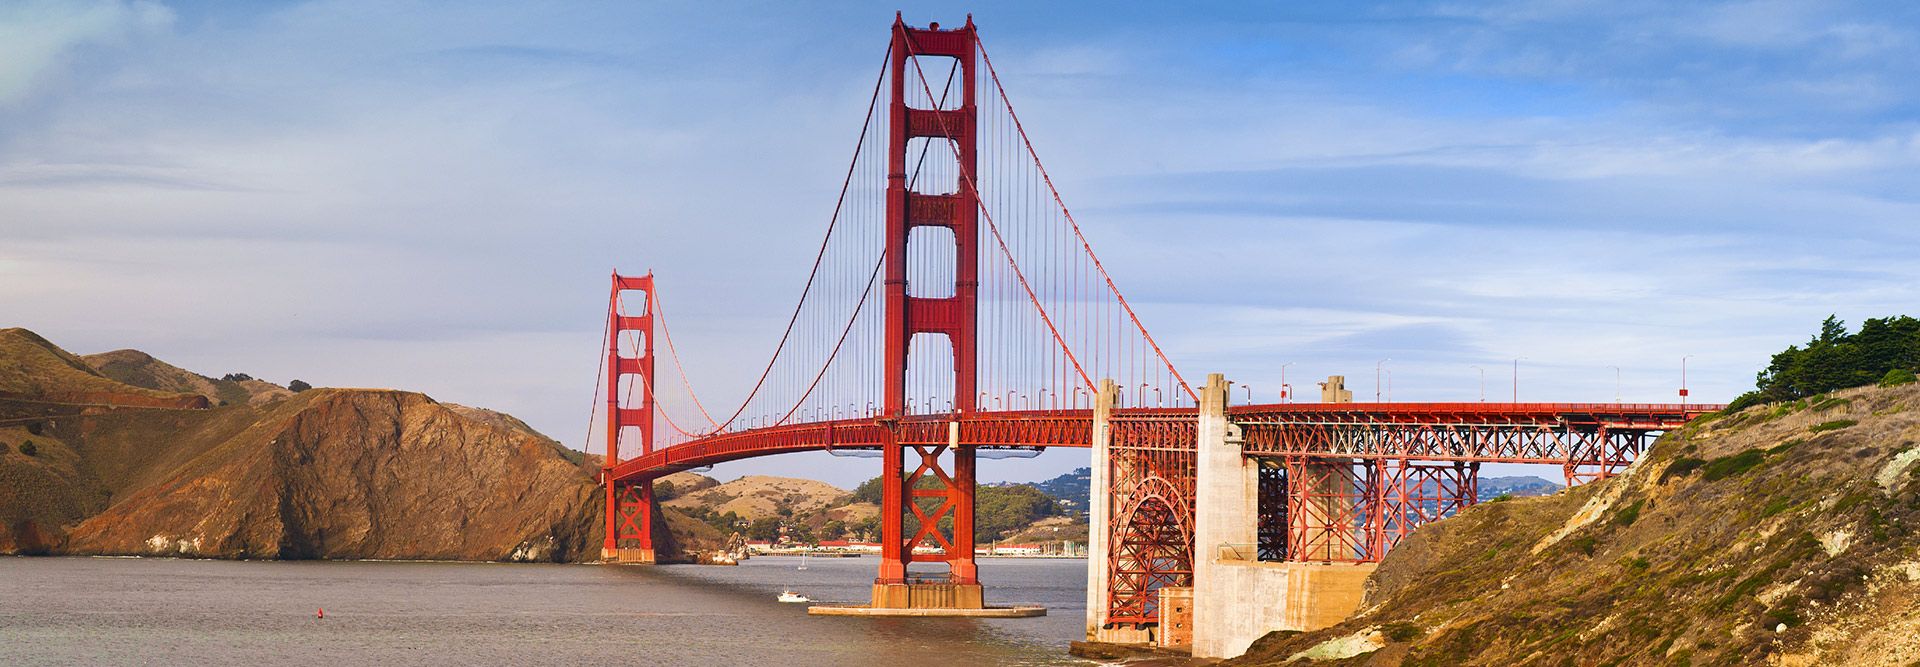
1228 382 1920 666
0 327 722 562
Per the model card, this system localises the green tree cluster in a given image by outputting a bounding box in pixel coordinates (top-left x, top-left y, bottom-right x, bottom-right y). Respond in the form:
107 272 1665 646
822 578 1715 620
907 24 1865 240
1730 315 1920 411
850 475 1065 542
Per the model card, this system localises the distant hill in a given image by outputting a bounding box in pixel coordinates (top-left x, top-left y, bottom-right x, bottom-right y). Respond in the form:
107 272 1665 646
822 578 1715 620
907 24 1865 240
0 328 206 409
664 475 850 519
82 348 291 407
1476 475 1563 501
1035 467 1091 513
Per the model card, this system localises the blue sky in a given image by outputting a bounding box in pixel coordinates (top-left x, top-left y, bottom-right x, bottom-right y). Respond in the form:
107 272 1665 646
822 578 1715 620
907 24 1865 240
3 1 1918 486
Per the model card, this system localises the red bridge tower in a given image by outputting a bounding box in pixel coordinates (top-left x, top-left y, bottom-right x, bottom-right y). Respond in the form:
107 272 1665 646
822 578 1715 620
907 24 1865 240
874 14 983 609
604 272 656 563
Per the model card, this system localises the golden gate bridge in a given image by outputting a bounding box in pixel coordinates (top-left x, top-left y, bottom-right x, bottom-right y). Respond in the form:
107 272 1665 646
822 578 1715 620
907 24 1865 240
587 13 1715 652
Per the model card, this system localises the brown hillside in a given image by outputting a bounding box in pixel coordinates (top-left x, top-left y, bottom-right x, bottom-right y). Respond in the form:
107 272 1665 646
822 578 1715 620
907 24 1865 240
0 329 206 408
57 388 602 561
83 348 292 406
1 328 726 563
664 475 850 520
1229 382 1920 666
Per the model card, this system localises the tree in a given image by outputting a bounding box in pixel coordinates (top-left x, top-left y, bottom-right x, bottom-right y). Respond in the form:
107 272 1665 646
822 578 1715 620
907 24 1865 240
822 519 847 540
288 379 312 393
221 373 254 382
19 440 37 457
1732 314 1920 411
746 517 782 541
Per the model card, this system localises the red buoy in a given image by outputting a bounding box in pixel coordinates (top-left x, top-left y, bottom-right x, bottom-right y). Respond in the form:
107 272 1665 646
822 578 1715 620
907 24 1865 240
317 608 325 619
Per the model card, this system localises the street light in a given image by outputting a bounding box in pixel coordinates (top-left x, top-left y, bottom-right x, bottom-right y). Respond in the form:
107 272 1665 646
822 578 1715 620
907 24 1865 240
1470 365 1485 402
1376 358 1391 403
1608 366 1621 403
1681 355 1694 407
1512 357 1527 403
1243 385 1251 405
1280 362 1295 403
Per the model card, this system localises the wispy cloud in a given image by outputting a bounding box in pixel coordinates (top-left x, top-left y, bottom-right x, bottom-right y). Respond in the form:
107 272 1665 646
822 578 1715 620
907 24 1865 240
1 1 1917 485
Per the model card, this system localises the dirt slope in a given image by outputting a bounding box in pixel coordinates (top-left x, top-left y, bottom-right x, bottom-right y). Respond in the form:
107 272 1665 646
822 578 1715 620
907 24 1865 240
1230 382 1920 666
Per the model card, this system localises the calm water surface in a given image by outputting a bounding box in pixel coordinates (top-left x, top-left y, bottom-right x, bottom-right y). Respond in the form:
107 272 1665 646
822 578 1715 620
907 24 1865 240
0 555 1095 666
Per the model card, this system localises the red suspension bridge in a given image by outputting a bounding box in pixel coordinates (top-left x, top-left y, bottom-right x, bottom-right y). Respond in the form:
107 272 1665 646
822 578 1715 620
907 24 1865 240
590 15 1717 632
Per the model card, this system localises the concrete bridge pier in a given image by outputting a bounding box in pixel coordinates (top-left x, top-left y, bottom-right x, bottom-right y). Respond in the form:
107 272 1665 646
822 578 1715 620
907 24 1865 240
1085 379 1156 644
1190 373 1375 659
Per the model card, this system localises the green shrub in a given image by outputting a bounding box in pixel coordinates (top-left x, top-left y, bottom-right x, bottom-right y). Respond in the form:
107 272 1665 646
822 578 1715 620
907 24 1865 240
1382 621 1423 642
1664 457 1708 481
1811 396 1851 412
1809 419 1857 433
0 442 8 455
289 379 312 392
1767 438 1803 455
1612 500 1644 527
1490 492 1515 503
19 440 37 457
1701 449 1767 481
1881 368 1917 387
1567 535 1598 557
1760 496 1796 518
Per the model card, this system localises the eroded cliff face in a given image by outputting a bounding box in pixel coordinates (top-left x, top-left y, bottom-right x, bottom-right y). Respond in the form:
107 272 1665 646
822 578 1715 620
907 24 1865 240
1 328 726 562
1228 382 1920 667
64 389 601 562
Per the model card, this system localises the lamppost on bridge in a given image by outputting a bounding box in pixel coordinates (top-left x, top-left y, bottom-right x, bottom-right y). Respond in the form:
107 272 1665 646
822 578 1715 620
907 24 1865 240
1242 385 1251 405
1609 366 1622 403
1681 355 1694 408
1376 358 1391 403
1512 357 1527 403
1471 365 1486 402
1138 383 1150 409
1280 361 1295 403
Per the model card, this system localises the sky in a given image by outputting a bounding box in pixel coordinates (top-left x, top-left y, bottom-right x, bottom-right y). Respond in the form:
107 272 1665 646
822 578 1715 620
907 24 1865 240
3 0 1918 487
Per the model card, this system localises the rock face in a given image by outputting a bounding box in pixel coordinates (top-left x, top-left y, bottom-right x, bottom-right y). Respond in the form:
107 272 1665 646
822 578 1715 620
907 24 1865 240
0 327 736 562
1227 382 1920 666
63 389 601 561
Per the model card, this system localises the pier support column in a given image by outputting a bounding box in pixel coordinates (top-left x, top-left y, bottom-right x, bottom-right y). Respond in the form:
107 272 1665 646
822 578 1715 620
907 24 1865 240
1085 380 1148 642
1190 377 1374 658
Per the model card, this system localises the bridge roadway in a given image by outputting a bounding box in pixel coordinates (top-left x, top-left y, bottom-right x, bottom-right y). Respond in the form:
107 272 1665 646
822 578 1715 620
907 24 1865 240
606 401 1716 483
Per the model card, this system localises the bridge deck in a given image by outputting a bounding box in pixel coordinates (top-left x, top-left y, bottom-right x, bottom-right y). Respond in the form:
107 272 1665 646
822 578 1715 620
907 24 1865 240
606 402 1720 482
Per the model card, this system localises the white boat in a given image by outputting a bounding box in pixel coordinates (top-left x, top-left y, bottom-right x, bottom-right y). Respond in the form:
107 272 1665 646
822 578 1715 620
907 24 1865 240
777 590 810 603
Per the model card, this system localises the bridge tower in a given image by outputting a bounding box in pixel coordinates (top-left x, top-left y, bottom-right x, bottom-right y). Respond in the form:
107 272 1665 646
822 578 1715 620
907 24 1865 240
603 272 657 563
874 14 983 609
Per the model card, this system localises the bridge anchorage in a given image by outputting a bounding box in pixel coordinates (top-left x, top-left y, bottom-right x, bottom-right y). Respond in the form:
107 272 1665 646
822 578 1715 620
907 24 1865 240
592 12 1721 642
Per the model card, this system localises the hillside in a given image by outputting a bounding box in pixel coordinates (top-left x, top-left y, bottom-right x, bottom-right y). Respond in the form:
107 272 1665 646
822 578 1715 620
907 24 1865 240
0 328 207 408
664 475 850 519
0 328 724 562
82 348 292 406
1228 382 1920 666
